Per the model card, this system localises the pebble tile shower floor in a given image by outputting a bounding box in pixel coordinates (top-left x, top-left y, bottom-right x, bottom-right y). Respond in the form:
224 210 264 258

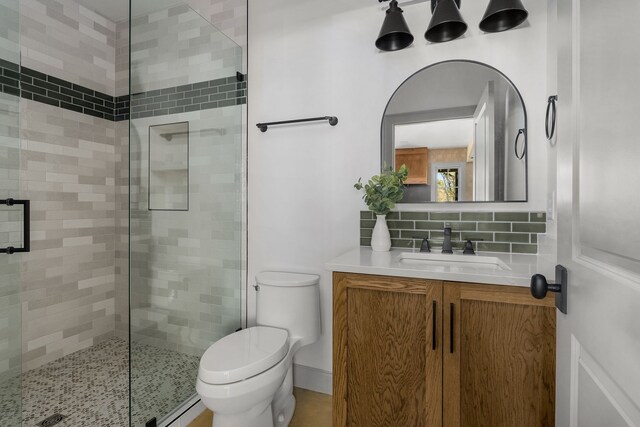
0 337 200 426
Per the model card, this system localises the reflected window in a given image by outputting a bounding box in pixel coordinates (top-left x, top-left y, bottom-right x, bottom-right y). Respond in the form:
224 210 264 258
436 168 460 202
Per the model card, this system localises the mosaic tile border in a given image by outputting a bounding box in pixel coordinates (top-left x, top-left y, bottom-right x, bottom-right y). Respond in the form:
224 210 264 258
0 58 246 122
360 211 546 254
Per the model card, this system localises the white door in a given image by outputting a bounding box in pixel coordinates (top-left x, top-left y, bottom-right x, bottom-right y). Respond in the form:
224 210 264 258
473 82 495 201
555 0 640 425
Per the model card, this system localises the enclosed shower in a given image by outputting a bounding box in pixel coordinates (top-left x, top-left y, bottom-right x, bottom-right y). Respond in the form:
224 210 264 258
0 0 246 425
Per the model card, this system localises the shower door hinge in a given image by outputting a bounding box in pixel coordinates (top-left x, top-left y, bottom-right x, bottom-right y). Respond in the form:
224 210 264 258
145 418 157 427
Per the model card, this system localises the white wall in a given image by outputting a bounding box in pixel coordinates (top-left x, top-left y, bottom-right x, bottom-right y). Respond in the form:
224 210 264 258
248 0 548 377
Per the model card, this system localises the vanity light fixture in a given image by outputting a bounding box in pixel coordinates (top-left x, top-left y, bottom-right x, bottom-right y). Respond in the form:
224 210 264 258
376 0 415 52
375 0 529 51
425 0 467 43
479 0 529 33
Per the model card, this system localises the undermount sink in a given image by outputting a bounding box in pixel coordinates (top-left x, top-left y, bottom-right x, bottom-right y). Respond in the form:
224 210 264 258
398 252 511 271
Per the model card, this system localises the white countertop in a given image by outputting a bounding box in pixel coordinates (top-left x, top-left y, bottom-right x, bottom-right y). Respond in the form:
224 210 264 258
326 247 549 287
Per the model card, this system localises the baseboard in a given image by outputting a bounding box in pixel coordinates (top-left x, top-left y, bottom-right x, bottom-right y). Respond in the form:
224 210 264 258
293 363 332 395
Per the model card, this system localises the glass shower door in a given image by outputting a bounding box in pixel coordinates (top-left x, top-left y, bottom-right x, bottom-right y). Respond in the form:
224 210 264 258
0 0 22 425
129 2 244 425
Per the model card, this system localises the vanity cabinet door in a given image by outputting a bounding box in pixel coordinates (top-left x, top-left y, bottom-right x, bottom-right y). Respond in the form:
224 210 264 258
443 282 556 427
333 273 443 427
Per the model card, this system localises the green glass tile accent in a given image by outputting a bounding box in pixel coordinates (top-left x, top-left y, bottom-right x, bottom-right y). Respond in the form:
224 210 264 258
415 221 445 230
478 222 511 232
512 244 538 254
429 231 461 241
401 230 428 240
512 223 546 233
494 212 530 222
430 212 461 221
530 212 547 222
451 241 466 250
449 222 477 231
391 238 414 248
387 220 415 230
400 212 429 221
360 211 373 220
476 242 511 253
494 233 530 243
361 210 547 253
461 212 494 221
460 232 494 242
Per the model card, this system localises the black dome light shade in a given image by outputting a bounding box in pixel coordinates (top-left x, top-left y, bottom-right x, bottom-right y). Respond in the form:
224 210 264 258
479 0 529 33
376 0 414 52
425 0 468 43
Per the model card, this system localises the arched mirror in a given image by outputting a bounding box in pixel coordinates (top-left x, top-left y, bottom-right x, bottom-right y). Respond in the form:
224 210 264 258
382 60 527 203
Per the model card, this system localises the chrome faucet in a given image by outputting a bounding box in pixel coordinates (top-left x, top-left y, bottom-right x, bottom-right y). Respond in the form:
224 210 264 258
442 226 453 254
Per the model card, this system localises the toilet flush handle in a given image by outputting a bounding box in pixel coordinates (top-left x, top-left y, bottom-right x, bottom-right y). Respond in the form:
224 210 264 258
253 284 260 291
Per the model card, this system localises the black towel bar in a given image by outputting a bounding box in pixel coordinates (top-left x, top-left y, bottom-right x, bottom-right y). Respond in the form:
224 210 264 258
256 116 338 132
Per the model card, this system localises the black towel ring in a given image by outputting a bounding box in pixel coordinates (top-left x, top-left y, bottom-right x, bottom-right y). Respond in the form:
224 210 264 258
515 128 526 160
545 95 558 140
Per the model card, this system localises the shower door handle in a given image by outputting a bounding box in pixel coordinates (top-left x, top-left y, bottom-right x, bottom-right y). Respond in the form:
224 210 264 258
0 198 31 254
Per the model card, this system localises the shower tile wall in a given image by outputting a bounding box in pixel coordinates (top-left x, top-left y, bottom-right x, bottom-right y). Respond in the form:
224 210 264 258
129 108 243 356
18 0 119 371
128 3 242 95
126 3 244 357
114 20 129 340
20 0 116 95
185 0 248 46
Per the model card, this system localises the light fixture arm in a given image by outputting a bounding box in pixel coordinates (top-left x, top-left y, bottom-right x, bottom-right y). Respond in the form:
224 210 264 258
378 0 461 13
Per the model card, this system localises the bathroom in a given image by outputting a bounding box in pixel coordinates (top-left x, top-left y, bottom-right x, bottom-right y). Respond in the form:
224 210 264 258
0 0 638 426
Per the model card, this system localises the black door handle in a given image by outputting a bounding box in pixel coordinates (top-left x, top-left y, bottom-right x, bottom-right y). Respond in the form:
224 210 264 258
514 128 526 160
432 300 437 351
531 264 567 314
449 303 454 354
545 95 558 140
1 198 30 254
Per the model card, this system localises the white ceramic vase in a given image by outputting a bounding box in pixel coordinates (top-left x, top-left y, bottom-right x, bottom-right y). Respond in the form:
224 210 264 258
371 214 391 252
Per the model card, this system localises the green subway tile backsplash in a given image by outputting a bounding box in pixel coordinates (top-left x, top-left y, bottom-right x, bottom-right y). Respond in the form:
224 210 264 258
360 211 547 254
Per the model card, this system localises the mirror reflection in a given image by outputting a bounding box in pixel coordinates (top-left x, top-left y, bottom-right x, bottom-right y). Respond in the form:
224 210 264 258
382 61 527 203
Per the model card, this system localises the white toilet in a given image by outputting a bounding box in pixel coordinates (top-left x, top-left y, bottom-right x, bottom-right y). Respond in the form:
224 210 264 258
196 271 321 427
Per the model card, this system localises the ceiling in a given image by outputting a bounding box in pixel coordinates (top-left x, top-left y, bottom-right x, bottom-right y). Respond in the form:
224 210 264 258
395 118 474 150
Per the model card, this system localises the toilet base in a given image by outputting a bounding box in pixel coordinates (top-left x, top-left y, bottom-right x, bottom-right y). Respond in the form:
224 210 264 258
273 394 295 427
212 399 273 427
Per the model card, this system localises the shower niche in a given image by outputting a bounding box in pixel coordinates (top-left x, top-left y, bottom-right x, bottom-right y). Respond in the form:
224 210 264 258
149 122 190 211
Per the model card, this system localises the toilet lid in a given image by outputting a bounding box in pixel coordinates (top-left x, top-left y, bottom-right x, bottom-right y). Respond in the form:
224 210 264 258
199 326 289 385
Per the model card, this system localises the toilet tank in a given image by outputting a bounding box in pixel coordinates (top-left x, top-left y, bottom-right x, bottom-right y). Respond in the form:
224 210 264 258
255 271 321 347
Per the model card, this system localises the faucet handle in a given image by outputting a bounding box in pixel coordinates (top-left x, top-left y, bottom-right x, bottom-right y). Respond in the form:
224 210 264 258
463 239 475 255
412 236 431 253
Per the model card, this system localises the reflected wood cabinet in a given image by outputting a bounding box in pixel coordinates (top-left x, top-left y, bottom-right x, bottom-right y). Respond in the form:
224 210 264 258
333 272 556 427
395 147 429 184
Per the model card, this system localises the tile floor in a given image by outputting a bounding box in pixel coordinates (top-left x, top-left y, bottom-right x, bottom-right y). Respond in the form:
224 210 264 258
0 337 200 427
188 387 332 427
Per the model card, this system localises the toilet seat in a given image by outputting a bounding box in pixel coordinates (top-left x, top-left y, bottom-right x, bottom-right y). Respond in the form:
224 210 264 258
199 326 289 385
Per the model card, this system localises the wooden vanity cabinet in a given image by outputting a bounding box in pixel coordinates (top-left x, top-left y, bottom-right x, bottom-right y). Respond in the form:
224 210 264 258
333 273 556 427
